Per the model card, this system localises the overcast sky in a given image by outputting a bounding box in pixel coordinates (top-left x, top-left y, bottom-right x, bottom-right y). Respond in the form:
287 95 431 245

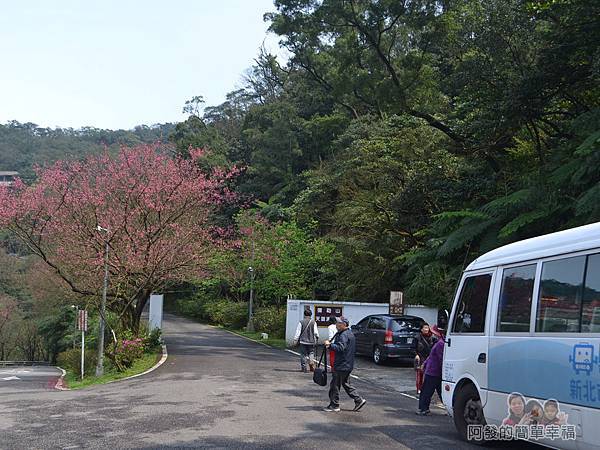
0 0 280 130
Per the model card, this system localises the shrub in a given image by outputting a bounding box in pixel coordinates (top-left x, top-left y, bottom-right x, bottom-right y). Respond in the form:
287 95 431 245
253 307 286 338
109 337 144 371
173 295 248 329
144 328 162 353
175 297 205 320
206 299 248 329
56 347 96 377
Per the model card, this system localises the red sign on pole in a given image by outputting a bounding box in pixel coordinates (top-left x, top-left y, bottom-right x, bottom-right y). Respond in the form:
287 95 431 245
77 310 88 332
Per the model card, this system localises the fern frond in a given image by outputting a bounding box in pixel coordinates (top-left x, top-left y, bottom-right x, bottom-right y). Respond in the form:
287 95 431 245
552 160 580 185
574 129 600 157
498 209 550 238
575 183 600 216
432 210 489 222
480 189 532 216
430 210 489 235
437 218 497 257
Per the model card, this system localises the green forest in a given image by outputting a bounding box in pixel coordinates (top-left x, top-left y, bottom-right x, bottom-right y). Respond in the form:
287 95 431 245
1 0 599 359
172 0 600 307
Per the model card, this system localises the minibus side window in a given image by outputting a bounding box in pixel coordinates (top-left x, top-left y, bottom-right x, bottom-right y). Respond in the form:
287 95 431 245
582 253 600 333
497 264 536 332
452 274 492 333
536 256 585 333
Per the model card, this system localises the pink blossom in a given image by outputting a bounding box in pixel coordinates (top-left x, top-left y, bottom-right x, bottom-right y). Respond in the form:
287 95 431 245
0 144 240 328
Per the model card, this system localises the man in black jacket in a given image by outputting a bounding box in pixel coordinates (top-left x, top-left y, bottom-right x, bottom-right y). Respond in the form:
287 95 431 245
323 316 367 412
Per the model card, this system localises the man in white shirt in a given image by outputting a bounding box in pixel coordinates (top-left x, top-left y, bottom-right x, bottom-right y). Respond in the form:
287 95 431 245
327 316 337 340
293 309 319 372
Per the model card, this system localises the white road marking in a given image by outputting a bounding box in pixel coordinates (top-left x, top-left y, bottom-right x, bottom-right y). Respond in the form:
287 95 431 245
1 376 20 381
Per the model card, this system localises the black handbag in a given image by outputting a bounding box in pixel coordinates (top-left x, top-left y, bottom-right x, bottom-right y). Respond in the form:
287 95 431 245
312 348 328 386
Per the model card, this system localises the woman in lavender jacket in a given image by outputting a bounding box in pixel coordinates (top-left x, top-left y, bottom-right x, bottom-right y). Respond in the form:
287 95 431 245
416 326 444 415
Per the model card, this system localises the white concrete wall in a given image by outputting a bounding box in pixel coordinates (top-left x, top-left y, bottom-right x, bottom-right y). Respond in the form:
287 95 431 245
286 299 389 344
148 294 163 331
286 299 439 345
404 305 438 327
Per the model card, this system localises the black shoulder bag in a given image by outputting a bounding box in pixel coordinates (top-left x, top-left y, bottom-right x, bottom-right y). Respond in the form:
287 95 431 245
312 347 328 386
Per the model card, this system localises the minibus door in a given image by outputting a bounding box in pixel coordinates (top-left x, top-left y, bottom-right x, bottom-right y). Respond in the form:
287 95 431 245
444 271 494 405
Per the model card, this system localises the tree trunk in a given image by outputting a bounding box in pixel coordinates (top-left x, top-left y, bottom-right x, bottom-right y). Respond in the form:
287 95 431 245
131 289 152 334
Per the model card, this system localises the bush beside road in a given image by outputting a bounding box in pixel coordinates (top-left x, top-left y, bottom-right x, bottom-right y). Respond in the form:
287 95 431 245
57 328 164 389
168 295 288 347
62 350 162 389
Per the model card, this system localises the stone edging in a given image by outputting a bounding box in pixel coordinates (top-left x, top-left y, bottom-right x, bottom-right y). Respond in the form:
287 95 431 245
54 343 168 390
54 367 68 390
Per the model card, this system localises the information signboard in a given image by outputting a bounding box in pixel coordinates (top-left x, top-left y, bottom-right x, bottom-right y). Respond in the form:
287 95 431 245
314 305 343 327
389 291 404 315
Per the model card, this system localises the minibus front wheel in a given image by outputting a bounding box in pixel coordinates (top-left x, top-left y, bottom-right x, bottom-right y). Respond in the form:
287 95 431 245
453 383 487 444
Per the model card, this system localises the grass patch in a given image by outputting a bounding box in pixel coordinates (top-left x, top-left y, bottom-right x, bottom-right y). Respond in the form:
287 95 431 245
63 351 161 390
224 328 287 349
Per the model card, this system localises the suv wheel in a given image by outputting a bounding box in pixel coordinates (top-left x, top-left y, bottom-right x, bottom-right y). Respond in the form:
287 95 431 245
372 345 385 365
453 383 487 444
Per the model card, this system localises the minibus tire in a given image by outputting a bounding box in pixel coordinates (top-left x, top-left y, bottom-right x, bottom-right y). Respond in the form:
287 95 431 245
453 383 489 445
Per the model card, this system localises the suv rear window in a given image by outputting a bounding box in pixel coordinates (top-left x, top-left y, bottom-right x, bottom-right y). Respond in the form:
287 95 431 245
390 318 423 332
368 317 387 330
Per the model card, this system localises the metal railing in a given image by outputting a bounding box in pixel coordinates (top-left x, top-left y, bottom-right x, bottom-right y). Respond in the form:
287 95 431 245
0 361 51 367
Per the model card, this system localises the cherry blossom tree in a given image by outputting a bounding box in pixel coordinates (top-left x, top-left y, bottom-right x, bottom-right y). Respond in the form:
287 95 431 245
0 144 238 331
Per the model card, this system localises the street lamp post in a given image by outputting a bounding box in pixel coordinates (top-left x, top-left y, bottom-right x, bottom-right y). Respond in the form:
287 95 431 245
95 225 109 377
247 266 255 332
70 305 78 349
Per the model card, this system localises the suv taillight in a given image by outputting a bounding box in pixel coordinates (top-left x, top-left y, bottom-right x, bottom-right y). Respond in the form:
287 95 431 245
384 329 393 344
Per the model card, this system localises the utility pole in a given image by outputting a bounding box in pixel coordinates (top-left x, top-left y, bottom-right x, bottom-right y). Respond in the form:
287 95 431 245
247 266 255 332
95 225 109 377
247 239 255 332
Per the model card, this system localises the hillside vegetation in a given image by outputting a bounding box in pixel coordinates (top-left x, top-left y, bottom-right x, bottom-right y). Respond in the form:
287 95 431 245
1 0 599 361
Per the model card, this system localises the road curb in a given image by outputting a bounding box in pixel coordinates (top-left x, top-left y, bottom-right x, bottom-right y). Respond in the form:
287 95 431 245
105 343 168 384
54 367 68 391
54 344 168 390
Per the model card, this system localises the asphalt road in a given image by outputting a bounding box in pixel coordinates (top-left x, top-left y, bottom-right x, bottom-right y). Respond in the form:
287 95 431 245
0 365 63 393
353 354 419 394
0 314 544 449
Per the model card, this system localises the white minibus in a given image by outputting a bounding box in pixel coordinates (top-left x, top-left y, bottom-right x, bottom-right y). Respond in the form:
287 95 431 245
442 222 600 449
